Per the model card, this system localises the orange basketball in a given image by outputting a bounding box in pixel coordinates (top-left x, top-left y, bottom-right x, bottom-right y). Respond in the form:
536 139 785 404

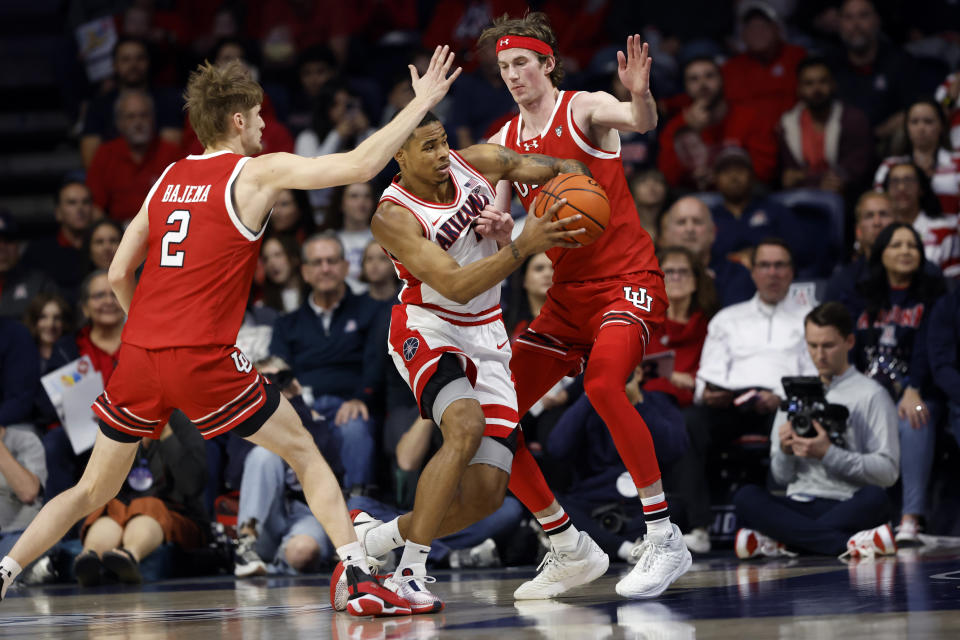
533 173 610 246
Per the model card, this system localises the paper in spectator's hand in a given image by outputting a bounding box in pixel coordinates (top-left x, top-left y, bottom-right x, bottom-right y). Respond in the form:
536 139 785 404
41 356 104 455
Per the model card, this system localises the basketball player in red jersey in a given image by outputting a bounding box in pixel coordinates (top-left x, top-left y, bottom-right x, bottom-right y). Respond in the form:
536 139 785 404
0 50 460 616
482 14 692 599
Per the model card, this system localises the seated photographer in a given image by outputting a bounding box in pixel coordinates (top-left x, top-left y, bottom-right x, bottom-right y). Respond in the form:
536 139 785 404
733 302 900 560
675 239 816 553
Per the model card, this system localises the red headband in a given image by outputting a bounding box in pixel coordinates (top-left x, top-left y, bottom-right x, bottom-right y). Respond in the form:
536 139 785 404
495 35 553 57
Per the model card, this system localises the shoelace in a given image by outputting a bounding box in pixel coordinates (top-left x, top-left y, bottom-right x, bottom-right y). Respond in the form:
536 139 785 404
392 572 437 586
533 549 578 580
630 539 656 571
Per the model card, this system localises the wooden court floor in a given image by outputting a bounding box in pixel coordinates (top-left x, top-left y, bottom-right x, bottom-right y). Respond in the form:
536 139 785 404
2 548 959 639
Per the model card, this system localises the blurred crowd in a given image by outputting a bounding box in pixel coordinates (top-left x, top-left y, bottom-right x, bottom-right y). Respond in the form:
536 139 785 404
0 0 959 586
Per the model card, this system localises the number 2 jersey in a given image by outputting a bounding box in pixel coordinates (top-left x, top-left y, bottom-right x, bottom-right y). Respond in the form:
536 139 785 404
122 150 267 348
495 90 659 283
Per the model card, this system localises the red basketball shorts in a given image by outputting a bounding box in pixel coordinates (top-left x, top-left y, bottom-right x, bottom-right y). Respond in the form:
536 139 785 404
513 270 668 372
92 343 271 440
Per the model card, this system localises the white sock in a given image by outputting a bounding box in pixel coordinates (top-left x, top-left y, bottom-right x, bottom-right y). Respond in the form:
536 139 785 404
537 508 580 553
366 517 405 558
641 492 672 538
0 556 22 598
336 542 367 570
396 540 431 572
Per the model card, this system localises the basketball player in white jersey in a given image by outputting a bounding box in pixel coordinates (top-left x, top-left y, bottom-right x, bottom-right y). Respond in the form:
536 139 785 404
344 112 599 613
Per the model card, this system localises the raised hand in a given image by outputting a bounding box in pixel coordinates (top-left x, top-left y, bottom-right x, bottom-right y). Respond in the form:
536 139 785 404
617 35 652 98
410 45 462 108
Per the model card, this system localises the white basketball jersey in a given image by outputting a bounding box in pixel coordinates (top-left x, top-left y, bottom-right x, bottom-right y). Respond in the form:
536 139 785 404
379 150 501 322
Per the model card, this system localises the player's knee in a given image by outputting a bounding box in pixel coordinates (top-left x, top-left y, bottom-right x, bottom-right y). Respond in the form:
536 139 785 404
441 401 484 457
284 535 320 572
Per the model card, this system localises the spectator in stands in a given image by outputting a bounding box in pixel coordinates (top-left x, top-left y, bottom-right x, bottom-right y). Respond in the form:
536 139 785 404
21 182 94 302
710 146 793 267
629 169 669 241
644 246 718 408
658 57 778 189
657 197 756 307
831 0 920 143
733 302 899 559
72 412 207 586
270 232 386 494
778 57 874 194
723 2 807 137
504 253 553 342
327 183 375 292
874 98 960 216
0 421 50 584
268 189 315 246
927 287 960 447
448 42 516 148
679 239 816 553
84 219 123 272
295 84 375 210
86 89 182 223
359 240 400 303
0 318 41 432
287 46 339 136
934 71 960 149
259 235 306 314
44 271 124 500
80 37 182 167
844 223 946 545
0 210 58 320
824 192 897 306
233 357 342 577
22 293 73 428
547 367 688 564
883 161 960 278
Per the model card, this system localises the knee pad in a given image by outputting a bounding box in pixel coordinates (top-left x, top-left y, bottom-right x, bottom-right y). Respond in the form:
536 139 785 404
421 353 476 425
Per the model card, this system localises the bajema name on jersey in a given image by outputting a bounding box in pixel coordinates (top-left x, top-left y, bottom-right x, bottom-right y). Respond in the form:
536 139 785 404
160 184 212 203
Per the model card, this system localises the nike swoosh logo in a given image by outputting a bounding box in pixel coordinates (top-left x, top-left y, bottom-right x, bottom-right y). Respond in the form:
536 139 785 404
497 339 509 350
431 215 443 225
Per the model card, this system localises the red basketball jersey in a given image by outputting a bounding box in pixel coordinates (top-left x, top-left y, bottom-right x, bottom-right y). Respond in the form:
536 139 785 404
122 151 266 348
496 90 658 283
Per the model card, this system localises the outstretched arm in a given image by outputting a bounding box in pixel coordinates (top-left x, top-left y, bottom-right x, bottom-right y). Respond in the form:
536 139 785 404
246 46 461 193
577 35 657 134
459 143 591 186
371 199 583 304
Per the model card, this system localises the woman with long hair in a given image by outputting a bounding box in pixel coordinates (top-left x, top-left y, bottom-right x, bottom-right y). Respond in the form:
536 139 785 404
503 252 553 341
359 240 400 303
268 189 315 246
23 293 75 428
849 223 947 545
883 161 960 278
84 219 123 273
326 182 375 292
874 98 960 216
643 246 718 408
259 235 306 313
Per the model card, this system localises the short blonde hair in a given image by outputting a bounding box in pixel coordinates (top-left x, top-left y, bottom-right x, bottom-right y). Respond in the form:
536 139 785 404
184 60 263 148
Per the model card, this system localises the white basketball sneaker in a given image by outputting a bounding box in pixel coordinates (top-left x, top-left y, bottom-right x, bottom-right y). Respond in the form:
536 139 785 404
513 531 609 600
839 524 897 561
383 563 444 614
616 523 692 599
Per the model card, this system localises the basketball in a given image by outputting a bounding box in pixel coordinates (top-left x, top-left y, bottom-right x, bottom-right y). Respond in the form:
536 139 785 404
533 174 610 246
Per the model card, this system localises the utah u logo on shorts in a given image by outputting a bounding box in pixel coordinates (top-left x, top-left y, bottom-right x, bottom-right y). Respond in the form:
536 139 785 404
230 350 252 373
623 286 652 313
402 337 420 361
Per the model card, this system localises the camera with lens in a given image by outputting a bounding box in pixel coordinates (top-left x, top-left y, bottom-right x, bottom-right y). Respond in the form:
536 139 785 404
780 376 849 447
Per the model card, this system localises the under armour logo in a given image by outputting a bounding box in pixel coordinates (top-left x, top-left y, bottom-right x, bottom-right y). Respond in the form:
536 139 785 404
623 286 652 313
500 38 509 47
402 337 419 361
523 139 539 151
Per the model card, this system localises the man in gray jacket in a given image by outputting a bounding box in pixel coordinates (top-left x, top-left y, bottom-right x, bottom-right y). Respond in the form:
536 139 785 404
733 301 900 559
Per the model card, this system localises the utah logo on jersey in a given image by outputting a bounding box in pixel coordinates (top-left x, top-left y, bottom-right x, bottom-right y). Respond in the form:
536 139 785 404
436 193 490 251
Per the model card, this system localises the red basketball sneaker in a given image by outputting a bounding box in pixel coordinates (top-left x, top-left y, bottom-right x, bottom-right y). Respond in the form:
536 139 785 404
331 562 411 617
